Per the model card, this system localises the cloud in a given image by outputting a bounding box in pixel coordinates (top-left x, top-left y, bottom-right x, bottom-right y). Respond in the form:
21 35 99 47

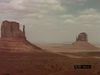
77 9 100 26
59 0 87 7
9 0 64 13
10 0 25 10
62 8 100 27
0 0 65 21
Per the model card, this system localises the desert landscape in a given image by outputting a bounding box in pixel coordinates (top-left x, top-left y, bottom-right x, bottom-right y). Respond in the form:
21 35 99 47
0 20 99 75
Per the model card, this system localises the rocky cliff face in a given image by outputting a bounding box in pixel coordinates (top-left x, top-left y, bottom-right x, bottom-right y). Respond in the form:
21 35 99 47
0 20 42 52
1 20 26 40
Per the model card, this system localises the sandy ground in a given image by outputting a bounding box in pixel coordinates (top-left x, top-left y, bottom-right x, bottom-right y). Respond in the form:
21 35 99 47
37 43 100 52
0 43 100 75
0 52 100 75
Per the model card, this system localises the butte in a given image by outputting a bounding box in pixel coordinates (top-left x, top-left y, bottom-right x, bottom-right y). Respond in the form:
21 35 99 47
72 32 99 50
0 20 43 52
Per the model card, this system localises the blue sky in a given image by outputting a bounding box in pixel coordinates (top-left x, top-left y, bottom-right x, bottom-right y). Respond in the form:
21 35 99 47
0 0 100 44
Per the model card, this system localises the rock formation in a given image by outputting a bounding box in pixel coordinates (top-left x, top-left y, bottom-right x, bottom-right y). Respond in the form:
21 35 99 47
76 32 88 41
1 20 26 40
72 32 98 50
0 20 42 52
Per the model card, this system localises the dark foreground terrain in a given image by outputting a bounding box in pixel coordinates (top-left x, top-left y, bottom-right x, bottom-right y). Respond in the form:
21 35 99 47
0 52 100 75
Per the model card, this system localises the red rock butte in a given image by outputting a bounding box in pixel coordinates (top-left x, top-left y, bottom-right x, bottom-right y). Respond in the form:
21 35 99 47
72 32 98 50
0 20 42 52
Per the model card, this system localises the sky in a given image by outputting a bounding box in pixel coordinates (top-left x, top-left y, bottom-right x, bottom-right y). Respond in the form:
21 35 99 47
0 0 100 44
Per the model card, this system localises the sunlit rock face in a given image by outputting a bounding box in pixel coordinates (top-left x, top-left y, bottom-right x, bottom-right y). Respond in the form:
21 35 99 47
76 32 88 42
0 20 42 52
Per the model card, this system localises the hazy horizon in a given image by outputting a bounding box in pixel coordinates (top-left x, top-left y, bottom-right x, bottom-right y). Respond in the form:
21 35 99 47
0 0 100 44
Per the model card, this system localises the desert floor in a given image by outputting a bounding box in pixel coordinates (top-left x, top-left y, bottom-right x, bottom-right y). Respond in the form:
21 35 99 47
0 51 100 75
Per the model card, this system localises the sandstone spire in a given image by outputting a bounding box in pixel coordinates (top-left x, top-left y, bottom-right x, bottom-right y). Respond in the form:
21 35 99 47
23 25 25 37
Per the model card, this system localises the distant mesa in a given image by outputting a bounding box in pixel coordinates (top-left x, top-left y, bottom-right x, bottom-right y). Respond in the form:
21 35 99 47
72 32 98 50
76 32 88 42
0 20 42 52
